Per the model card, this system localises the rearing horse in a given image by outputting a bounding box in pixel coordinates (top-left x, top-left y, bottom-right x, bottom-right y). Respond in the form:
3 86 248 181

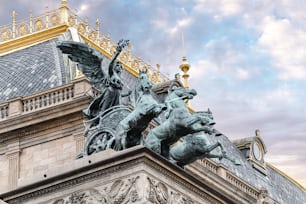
114 70 166 150
145 86 215 158
169 133 241 168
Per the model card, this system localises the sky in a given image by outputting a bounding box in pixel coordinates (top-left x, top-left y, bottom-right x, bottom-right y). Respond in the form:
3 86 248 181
1 0 306 188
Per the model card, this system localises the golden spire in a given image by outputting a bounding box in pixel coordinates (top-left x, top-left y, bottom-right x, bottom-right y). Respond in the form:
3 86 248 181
179 31 190 89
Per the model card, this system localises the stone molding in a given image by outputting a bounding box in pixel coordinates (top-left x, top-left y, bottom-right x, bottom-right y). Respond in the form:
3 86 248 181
0 147 236 204
0 79 92 144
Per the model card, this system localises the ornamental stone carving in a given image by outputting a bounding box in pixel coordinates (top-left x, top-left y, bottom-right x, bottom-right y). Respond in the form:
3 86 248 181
47 176 140 204
147 177 198 204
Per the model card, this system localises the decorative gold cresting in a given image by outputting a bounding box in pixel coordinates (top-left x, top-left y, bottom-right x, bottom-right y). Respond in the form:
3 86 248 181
60 0 69 24
11 11 17 38
96 19 100 38
0 0 168 83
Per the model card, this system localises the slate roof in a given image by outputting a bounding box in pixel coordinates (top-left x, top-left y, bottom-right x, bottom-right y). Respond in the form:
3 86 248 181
0 39 68 103
206 132 306 203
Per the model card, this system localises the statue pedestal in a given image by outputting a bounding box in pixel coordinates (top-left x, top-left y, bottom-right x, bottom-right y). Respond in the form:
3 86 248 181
0 146 251 204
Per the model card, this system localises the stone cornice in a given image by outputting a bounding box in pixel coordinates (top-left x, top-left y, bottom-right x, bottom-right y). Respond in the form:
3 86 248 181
0 146 239 204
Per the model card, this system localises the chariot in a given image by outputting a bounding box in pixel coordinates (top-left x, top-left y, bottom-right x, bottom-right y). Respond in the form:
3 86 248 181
82 105 132 156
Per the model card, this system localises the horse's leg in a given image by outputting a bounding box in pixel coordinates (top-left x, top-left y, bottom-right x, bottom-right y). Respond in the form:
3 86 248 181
201 142 223 160
161 141 170 159
205 142 221 152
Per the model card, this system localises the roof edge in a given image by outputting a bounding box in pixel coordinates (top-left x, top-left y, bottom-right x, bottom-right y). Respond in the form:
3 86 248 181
266 162 306 191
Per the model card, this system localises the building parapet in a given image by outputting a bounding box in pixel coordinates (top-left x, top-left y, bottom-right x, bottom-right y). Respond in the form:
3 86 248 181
200 158 259 199
196 158 279 203
0 77 92 121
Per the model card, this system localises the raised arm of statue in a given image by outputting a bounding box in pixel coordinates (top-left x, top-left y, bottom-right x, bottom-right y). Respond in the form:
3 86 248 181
108 39 129 77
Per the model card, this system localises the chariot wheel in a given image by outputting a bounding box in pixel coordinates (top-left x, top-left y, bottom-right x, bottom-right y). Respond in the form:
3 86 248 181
83 127 116 156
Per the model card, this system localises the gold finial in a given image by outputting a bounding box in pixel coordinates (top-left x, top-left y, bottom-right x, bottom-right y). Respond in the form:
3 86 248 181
156 64 161 83
29 10 33 33
255 129 261 137
96 19 100 38
96 19 100 27
45 6 49 28
179 56 190 89
179 31 190 89
11 11 17 19
61 0 67 6
11 11 17 38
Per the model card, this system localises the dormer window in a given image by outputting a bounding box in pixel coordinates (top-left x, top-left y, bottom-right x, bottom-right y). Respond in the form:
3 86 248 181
233 129 267 175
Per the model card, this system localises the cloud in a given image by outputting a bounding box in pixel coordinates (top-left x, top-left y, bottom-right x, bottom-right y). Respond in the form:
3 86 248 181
194 0 244 16
258 16 306 80
235 68 250 80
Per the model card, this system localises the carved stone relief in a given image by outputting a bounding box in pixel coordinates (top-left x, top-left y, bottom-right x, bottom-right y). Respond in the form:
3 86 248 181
42 175 201 204
147 177 198 204
45 176 140 204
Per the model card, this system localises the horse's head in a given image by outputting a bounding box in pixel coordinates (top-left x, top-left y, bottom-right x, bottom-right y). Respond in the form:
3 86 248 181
195 109 215 126
137 70 152 93
169 87 197 101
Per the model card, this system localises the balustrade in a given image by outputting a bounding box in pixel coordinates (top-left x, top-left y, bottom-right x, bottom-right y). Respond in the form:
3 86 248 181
0 79 91 119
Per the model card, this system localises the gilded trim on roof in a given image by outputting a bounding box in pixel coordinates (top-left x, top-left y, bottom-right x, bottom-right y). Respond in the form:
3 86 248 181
0 3 168 83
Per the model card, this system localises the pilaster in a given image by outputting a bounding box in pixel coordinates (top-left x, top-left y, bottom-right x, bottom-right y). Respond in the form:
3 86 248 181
73 131 85 154
5 139 21 190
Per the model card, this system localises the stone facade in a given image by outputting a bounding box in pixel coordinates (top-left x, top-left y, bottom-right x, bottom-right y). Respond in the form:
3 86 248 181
0 78 90 193
0 146 250 204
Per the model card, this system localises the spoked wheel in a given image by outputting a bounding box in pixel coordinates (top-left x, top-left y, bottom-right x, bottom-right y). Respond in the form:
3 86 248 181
83 127 116 156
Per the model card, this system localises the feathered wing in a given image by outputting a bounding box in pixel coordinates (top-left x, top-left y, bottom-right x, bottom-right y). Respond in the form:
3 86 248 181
57 41 106 89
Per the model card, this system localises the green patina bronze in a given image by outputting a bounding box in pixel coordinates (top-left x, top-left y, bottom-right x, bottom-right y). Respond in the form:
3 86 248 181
113 70 166 150
58 40 240 167
57 39 130 133
145 86 214 158
169 133 241 168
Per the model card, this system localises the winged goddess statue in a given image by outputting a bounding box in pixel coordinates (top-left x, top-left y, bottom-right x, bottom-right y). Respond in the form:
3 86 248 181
57 39 130 120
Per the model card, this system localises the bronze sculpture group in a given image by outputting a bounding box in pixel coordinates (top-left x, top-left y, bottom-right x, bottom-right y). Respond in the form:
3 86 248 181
57 39 240 167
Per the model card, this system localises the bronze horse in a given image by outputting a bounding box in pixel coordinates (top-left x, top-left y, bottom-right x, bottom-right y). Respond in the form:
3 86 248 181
114 70 166 150
145 87 215 158
169 133 241 168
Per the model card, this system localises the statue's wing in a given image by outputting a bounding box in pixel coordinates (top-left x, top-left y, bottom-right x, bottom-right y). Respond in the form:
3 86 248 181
57 41 106 88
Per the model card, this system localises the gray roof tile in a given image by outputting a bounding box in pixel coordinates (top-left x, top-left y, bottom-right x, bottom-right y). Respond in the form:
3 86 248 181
0 39 68 102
